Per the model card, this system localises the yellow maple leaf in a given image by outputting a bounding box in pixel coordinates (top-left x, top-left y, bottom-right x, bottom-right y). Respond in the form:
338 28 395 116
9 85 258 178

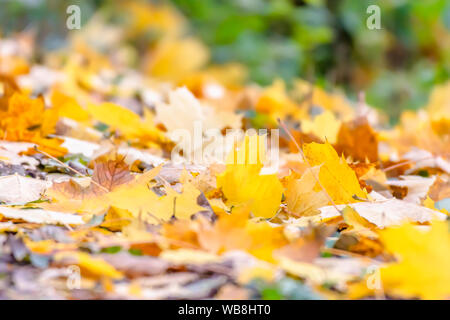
164 181 206 221
101 207 133 231
106 167 170 223
377 221 450 299
341 206 378 238
217 134 283 218
303 142 366 204
245 220 288 262
109 166 204 224
121 217 155 242
87 102 167 146
284 166 329 216
51 89 90 122
55 252 123 280
301 110 341 144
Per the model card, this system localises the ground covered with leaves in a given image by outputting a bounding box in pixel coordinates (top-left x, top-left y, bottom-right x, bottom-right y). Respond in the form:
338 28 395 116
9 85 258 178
0 2 449 300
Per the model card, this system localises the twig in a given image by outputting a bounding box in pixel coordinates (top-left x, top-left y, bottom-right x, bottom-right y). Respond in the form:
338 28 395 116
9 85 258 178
268 207 282 222
381 156 434 173
147 211 164 225
172 197 177 217
34 146 109 193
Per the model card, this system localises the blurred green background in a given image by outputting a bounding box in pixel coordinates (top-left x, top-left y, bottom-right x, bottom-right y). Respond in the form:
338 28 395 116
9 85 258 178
1 0 449 122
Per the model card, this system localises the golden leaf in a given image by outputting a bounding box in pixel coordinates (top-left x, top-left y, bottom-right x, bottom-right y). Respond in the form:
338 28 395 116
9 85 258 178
303 142 366 204
284 166 329 216
379 221 450 299
217 134 283 218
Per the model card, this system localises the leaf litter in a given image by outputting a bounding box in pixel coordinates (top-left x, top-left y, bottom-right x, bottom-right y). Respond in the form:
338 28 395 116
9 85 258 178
0 2 449 300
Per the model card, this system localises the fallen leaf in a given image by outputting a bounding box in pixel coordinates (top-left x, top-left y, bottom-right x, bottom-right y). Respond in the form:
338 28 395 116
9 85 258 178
0 174 48 204
319 199 446 228
334 117 378 162
303 142 366 204
0 207 84 225
284 166 329 216
361 222 450 299
301 110 341 144
217 134 283 218
55 252 123 280
386 175 436 204
341 206 378 238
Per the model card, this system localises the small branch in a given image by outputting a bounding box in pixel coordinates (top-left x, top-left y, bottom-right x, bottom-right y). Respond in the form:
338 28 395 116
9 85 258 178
381 156 434 173
34 146 109 193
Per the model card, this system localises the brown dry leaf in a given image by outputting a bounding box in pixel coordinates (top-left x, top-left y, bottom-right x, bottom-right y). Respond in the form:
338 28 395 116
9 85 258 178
91 156 134 192
428 175 450 201
349 162 377 192
334 117 378 162
47 155 132 200
44 157 135 214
